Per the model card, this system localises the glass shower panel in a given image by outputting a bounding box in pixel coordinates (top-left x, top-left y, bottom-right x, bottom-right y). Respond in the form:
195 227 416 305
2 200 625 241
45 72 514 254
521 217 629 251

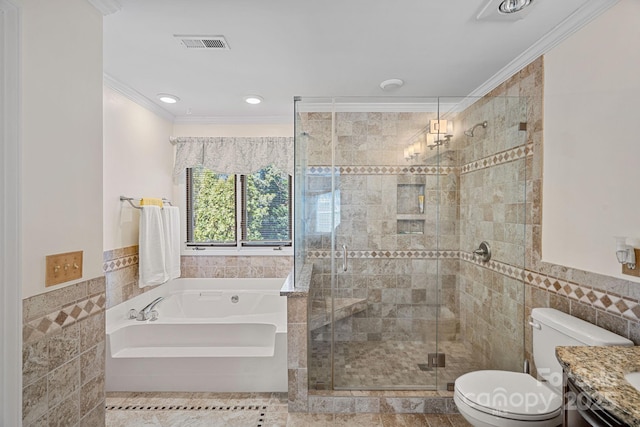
451 95 529 378
328 98 442 390
295 95 529 392
294 97 336 390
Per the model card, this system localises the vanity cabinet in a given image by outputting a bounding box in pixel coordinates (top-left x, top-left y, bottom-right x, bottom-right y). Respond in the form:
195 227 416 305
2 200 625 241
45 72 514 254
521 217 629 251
562 372 628 427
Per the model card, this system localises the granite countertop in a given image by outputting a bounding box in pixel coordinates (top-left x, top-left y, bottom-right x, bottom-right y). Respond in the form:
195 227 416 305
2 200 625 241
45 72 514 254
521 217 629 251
556 346 640 426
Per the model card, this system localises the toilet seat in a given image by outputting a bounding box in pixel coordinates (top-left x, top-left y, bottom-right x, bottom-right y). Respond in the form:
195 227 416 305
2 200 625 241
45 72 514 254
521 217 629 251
455 370 562 422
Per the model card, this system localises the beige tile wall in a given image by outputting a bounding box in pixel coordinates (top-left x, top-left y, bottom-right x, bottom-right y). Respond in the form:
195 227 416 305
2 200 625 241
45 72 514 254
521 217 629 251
22 277 106 427
456 57 640 376
295 55 640 409
181 255 293 279
103 245 293 310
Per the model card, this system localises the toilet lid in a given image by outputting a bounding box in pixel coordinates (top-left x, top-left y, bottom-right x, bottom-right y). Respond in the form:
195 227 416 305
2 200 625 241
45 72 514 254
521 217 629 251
455 370 562 421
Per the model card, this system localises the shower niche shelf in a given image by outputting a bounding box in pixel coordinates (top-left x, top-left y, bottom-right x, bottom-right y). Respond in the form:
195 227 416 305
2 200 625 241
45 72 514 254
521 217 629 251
397 184 425 215
397 183 426 234
397 219 424 235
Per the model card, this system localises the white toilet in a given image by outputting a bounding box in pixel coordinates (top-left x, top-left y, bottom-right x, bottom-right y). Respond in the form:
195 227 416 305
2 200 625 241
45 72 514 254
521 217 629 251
454 308 633 427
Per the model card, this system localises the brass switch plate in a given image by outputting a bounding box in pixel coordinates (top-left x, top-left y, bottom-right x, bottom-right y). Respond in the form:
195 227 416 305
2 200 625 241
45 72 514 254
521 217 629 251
46 251 83 287
622 248 640 278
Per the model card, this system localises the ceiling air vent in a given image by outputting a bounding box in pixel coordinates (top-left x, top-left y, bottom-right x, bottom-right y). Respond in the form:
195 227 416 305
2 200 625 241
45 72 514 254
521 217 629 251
175 35 230 50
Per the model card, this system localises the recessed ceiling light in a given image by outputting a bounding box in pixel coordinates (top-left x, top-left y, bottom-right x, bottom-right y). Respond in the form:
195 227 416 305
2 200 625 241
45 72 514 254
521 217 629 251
244 95 263 105
379 79 404 91
498 0 532 14
157 93 180 104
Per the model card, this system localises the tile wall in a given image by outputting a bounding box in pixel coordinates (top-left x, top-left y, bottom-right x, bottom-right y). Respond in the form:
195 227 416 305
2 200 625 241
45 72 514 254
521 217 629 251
293 55 640 412
103 245 293 310
455 57 640 375
22 277 106 427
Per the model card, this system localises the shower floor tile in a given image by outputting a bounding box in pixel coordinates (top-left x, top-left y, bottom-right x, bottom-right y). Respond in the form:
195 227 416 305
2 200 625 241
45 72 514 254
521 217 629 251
311 340 484 390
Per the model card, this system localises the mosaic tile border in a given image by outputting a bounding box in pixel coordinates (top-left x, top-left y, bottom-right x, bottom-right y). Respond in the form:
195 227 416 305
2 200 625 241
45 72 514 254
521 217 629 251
460 142 533 175
307 165 456 176
306 249 640 322
23 293 106 343
523 269 640 321
307 250 460 259
103 254 139 273
106 404 267 411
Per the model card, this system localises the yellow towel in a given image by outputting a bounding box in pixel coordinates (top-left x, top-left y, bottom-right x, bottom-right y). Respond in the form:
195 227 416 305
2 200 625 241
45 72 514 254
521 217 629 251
140 198 164 207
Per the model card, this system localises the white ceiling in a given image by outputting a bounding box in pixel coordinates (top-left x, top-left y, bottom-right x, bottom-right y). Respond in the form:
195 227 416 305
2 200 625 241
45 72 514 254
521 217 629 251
103 0 617 123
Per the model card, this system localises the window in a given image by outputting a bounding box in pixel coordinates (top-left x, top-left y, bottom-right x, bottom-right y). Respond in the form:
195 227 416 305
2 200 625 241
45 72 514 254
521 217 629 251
315 190 341 233
187 165 291 248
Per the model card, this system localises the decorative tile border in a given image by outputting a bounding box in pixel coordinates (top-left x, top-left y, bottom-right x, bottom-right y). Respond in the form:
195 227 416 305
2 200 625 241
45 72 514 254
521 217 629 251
460 142 533 175
23 293 106 343
103 254 139 273
306 250 459 259
307 165 456 176
106 404 268 412
305 248 640 322
522 269 640 321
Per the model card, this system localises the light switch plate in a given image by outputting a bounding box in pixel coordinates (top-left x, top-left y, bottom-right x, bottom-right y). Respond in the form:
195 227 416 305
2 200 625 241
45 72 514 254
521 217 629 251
45 251 83 286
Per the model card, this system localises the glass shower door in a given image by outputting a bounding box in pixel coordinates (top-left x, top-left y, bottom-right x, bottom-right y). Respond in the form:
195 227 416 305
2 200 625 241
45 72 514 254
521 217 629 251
328 98 442 390
296 94 529 392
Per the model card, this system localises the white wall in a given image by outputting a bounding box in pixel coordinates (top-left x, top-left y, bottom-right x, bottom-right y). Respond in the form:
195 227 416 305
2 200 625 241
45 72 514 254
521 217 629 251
103 86 174 251
543 0 640 281
21 0 104 298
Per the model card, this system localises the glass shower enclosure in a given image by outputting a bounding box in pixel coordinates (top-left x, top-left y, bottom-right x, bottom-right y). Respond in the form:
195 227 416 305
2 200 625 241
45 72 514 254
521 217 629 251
294 96 528 391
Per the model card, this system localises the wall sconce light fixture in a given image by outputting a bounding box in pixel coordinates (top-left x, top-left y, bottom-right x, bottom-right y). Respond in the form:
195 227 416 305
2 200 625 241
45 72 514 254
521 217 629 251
615 236 636 270
404 133 424 161
427 119 453 150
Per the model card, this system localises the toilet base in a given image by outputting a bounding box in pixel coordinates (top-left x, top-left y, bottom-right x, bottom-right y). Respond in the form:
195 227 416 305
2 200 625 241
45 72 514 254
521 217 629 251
454 393 561 427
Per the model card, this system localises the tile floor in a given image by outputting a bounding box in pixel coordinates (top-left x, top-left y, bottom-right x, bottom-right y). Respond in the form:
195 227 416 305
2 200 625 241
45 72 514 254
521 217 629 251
106 392 471 426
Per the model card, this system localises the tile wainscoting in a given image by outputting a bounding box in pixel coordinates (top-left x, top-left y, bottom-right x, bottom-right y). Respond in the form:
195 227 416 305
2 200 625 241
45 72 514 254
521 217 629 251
22 277 106 427
103 245 293 310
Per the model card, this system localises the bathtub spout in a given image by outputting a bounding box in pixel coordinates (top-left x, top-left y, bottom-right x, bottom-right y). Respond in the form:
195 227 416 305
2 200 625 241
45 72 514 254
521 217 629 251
137 296 164 321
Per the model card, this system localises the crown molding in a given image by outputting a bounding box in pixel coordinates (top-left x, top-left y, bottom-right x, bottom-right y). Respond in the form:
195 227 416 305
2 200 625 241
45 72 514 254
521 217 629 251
467 0 620 100
86 0 121 16
173 115 293 125
103 73 176 122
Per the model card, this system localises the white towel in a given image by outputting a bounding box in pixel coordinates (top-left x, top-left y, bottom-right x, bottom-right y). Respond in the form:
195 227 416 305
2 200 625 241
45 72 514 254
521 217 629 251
162 206 181 280
139 205 168 287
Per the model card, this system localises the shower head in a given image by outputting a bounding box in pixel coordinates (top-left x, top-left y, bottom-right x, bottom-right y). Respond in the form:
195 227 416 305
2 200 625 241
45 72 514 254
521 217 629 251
464 121 488 137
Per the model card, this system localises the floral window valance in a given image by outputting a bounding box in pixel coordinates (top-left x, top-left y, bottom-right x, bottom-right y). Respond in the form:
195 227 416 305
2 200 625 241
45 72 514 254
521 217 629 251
170 136 294 177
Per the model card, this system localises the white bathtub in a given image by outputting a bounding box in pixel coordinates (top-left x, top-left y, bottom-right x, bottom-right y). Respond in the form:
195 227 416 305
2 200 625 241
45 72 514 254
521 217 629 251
105 277 287 392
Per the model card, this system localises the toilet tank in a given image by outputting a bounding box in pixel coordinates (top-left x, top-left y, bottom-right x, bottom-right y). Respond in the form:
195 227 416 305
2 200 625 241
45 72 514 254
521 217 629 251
531 308 633 387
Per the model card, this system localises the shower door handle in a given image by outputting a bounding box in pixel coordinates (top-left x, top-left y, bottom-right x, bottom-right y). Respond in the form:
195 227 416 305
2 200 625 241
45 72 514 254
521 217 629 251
342 244 348 272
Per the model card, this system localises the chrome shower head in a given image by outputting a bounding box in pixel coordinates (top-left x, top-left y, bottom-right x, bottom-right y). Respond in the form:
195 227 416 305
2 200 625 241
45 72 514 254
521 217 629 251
464 121 488 137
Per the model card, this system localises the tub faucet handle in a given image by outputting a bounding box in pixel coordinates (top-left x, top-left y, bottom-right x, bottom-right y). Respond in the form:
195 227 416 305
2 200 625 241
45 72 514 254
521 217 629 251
128 309 138 320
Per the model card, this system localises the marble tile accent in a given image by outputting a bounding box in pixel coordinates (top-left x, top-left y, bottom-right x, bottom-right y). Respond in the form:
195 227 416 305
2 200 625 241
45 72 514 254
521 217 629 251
104 245 149 310
304 248 640 324
307 165 457 176
103 254 139 274
307 250 459 260
460 142 533 175
22 276 106 427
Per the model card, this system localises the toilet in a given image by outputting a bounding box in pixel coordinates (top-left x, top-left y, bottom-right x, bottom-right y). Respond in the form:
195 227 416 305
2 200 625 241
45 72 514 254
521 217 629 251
454 308 633 427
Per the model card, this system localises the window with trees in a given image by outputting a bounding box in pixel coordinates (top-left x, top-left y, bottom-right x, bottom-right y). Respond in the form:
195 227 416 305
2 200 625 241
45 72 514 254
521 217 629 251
186 165 292 248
